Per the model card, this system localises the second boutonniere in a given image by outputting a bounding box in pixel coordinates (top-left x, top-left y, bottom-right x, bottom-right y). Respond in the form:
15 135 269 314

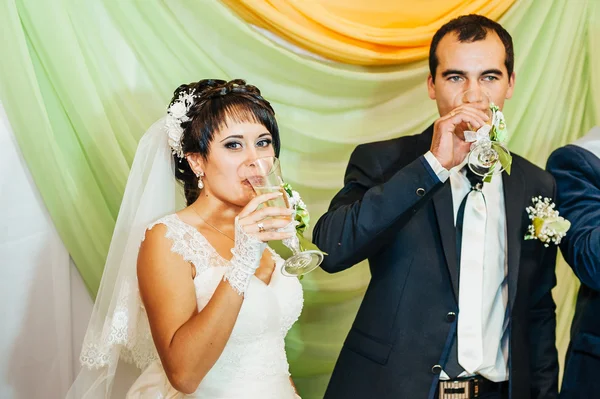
524 196 571 247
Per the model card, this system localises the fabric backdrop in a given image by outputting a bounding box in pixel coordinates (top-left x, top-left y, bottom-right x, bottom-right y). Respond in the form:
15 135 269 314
0 101 93 398
1 0 598 397
223 0 516 65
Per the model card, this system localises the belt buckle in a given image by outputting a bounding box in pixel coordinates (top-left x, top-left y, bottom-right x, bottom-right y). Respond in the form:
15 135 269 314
439 378 475 399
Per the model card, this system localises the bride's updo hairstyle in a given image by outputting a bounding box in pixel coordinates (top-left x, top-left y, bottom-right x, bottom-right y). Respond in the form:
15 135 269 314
169 79 280 205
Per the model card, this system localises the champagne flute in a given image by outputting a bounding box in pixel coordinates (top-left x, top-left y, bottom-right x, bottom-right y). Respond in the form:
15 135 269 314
455 89 510 177
239 156 324 277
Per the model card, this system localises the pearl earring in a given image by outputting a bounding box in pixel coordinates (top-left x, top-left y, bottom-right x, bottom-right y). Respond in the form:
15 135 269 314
196 172 205 189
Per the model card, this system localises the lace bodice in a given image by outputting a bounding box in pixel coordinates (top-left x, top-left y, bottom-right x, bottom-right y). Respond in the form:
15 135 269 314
128 214 304 398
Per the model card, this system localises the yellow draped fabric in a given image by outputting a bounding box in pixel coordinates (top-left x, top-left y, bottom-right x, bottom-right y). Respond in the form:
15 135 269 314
223 0 517 65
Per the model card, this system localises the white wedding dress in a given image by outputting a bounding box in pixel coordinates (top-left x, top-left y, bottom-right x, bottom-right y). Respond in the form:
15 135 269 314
126 214 304 398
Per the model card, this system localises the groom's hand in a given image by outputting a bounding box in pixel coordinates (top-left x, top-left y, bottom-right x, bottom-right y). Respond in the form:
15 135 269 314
430 104 490 170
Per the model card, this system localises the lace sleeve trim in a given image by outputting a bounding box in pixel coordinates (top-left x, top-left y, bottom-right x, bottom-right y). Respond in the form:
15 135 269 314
145 214 228 276
223 216 266 295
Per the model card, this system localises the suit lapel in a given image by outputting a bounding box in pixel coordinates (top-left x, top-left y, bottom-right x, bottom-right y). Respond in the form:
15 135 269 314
433 181 459 301
502 162 526 315
423 124 461 301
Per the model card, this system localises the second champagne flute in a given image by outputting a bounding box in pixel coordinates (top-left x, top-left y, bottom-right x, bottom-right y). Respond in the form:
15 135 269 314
454 89 511 178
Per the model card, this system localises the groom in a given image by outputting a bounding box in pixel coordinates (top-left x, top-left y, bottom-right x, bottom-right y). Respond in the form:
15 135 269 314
313 15 558 399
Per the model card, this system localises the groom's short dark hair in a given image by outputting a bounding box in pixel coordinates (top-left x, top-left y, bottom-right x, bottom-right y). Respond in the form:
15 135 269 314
429 14 514 82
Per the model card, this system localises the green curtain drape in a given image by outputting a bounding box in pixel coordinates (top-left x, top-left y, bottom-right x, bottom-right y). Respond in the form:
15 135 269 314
0 0 598 397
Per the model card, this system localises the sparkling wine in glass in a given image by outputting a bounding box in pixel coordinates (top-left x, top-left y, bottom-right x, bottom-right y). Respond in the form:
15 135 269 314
252 185 292 219
239 156 324 277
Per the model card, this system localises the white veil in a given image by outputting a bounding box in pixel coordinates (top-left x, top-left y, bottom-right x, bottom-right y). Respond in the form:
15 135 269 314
67 117 185 398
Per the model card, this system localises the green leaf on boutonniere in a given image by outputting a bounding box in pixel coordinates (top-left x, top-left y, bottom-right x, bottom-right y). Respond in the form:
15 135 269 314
282 182 293 197
268 233 327 260
492 142 512 175
298 232 327 255
295 209 310 235
494 126 507 143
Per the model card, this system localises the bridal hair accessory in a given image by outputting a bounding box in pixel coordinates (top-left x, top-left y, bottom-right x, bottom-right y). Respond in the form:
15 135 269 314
165 80 266 159
165 91 196 159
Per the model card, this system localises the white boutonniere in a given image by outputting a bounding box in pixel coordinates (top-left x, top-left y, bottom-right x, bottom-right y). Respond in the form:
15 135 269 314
524 196 571 247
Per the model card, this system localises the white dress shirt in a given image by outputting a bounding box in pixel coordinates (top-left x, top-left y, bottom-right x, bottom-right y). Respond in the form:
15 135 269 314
424 151 509 382
574 125 600 158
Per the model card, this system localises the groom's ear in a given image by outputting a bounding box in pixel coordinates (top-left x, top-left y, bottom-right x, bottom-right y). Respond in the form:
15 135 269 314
505 72 516 100
186 153 205 175
427 74 436 100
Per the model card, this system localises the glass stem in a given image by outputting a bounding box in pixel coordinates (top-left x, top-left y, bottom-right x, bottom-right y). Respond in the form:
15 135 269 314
283 234 300 256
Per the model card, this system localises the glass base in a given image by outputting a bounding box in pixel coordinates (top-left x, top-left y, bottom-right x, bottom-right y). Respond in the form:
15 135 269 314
281 250 323 277
468 142 508 177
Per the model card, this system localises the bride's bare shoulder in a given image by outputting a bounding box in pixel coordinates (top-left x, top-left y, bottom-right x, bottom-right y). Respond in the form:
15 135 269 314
138 220 188 277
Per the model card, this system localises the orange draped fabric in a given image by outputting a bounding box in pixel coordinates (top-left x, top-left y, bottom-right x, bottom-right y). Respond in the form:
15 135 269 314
222 0 517 65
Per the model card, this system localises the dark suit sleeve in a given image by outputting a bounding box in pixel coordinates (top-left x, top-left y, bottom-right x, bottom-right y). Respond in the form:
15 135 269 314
312 144 444 273
547 145 600 290
529 231 559 399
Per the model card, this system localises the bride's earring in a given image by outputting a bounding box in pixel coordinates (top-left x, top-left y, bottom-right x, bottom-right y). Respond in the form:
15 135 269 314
196 171 205 189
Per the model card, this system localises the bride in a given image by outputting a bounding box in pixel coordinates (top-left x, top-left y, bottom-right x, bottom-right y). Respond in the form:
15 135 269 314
67 79 304 398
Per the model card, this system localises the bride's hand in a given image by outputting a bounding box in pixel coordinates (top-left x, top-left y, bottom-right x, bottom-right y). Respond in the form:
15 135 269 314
225 192 294 295
237 192 296 243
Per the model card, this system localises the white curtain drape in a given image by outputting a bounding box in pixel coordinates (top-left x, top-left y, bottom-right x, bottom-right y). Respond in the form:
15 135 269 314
0 102 93 398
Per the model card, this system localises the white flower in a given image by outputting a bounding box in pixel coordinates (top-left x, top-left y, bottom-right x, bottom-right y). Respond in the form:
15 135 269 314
464 124 491 143
292 190 301 203
164 115 185 158
290 190 307 210
492 110 504 127
168 102 188 119
524 196 571 247
297 198 307 209
164 91 195 158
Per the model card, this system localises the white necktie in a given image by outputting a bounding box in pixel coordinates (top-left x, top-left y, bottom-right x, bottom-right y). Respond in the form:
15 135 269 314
457 176 487 373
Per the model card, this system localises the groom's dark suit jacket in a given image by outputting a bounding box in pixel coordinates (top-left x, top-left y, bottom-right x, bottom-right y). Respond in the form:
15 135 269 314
547 144 600 399
313 126 559 399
